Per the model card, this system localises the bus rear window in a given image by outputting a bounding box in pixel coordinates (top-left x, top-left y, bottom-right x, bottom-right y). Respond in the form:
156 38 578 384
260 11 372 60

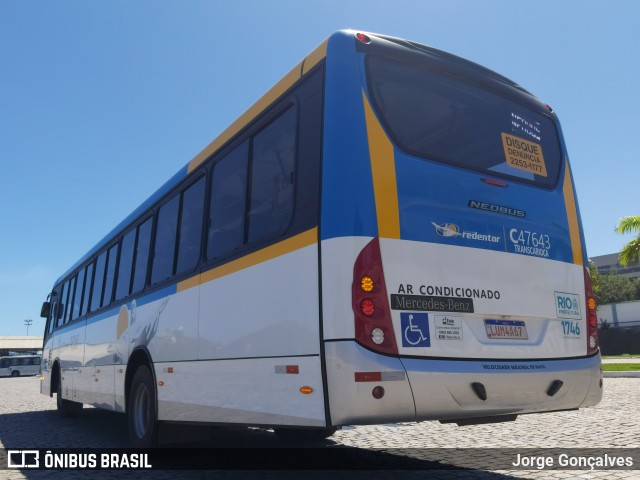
366 55 562 187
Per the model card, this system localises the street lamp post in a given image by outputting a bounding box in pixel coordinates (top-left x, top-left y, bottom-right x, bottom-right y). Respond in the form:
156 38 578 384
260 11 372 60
24 319 33 336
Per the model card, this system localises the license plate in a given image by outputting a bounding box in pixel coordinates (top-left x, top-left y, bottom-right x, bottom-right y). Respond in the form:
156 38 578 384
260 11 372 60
484 319 528 340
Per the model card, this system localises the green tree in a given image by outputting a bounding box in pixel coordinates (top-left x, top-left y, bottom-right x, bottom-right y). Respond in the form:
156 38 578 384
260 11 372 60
588 260 600 293
595 274 640 305
615 216 640 266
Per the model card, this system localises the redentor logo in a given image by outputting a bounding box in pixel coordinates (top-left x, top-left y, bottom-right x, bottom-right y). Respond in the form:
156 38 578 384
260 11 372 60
7 450 39 468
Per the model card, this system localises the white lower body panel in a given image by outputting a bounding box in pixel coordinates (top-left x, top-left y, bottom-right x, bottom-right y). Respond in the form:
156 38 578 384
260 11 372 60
155 356 326 427
325 341 602 425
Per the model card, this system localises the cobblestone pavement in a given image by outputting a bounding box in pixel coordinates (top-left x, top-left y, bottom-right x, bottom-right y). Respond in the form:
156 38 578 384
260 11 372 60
0 376 638 479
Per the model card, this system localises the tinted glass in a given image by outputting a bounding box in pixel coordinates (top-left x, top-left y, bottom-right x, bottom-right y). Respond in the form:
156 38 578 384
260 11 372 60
116 230 136 300
248 107 297 243
366 55 562 186
152 195 179 285
132 217 152 294
65 276 76 324
71 269 84 320
91 251 107 312
176 177 205 274
81 263 94 315
57 282 69 327
49 287 61 333
102 244 119 307
208 142 249 260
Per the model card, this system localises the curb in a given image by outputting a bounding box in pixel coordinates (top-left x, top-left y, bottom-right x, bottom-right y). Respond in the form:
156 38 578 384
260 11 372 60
603 371 640 378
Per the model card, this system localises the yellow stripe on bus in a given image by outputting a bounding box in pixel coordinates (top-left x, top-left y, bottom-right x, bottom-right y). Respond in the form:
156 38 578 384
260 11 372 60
562 163 583 265
302 39 328 75
362 91 401 239
177 227 318 292
187 40 328 174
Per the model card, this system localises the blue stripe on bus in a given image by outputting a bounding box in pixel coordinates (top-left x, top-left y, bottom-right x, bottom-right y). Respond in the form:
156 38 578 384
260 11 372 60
56 285 178 331
86 307 119 326
52 318 88 334
134 284 177 308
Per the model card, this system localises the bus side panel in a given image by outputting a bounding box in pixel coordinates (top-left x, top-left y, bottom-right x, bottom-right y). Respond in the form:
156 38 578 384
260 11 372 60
153 242 325 426
51 321 86 403
155 356 325 426
82 315 116 409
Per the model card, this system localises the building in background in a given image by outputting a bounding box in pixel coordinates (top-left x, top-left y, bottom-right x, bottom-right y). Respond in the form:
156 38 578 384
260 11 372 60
590 253 640 278
0 336 43 357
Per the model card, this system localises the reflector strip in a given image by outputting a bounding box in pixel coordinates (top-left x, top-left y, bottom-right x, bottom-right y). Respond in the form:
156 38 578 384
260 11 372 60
355 372 381 382
275 365 300 374
354 371 406 382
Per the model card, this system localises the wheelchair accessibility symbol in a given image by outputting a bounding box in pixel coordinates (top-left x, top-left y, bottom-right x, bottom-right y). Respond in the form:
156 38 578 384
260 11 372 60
401 312 430 347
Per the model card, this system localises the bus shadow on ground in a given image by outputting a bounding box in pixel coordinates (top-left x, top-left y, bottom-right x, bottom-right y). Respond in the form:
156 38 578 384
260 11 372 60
0 409 527 479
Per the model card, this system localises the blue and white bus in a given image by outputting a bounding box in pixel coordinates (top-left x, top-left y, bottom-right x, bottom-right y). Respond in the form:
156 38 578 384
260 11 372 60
40 30 602 447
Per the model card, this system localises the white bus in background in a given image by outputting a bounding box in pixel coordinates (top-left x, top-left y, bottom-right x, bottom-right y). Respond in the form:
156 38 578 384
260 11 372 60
0 355 41 377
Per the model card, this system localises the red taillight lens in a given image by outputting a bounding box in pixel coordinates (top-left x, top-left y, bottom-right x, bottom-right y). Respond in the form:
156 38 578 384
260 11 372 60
360 299 375 316
584 267 599 355
352 237 398 355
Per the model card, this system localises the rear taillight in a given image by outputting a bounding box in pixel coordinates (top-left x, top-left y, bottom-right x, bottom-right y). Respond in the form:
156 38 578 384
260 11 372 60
584 267 599 355
352 237 398 355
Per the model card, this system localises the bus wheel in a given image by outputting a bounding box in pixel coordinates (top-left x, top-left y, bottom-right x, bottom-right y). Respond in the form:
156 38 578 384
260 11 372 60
56 378 82 417
273 427 338 443
127 365 158 448
11 370 19 377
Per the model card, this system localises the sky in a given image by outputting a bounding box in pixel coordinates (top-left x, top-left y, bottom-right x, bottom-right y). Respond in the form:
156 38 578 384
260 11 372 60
1 0 639 337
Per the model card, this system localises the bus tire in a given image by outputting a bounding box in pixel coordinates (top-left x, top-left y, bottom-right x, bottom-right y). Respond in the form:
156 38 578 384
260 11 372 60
127 365 158 448
273 427 338 443
11 370 19 377
56 377 82 417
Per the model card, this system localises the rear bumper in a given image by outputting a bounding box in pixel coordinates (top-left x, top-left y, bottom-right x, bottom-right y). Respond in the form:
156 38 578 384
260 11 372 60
325 341 602 426
402 352 602 421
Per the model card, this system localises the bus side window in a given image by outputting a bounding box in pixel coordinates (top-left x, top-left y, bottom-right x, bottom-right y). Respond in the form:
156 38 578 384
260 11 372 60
116 229 136 301
70 268 85 321
57 281 69 328
176 177 206 275
65 275 77 325
91 251 107 312
247 107 297 244
151 195 179 285
48 288 60 334
132 217 152 294
102 243 119 307
81 263 94 316
208 142 249 260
